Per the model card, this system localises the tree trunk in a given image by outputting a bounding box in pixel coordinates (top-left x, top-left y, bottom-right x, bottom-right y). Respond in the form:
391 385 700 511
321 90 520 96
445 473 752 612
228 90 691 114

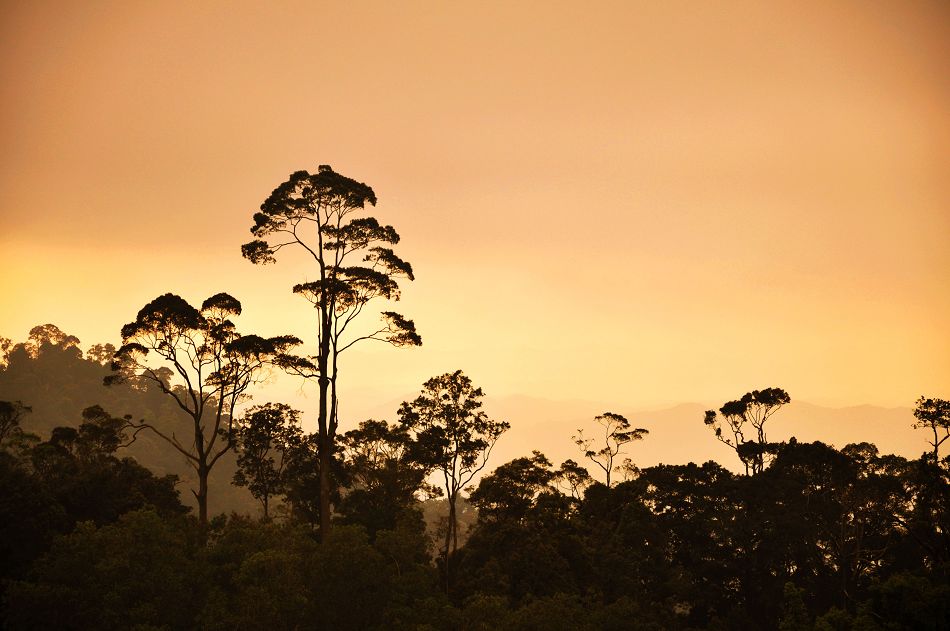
317 376 331 540
318 431 331 540
197 464 209 526
444 493 457 592
315 297 333 540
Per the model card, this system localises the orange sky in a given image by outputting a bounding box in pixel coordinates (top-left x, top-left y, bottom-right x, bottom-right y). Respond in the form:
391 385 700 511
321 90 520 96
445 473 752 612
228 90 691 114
1 1 947 422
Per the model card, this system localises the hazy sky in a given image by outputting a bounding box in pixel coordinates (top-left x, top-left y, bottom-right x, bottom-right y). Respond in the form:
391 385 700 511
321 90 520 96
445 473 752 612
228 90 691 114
1 1 947 423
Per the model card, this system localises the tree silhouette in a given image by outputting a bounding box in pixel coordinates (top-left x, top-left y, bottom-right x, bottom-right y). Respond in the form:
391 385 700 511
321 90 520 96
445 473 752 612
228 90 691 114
106 292 307 524
398 370 509 586
232 403 303 519
28 405 186 527
468 451 558 524
337 419 438 538
23 324 81 358
555 458 593 501
242 165 421 538
704 387 790 475
573 412 648 487
913 396 950 465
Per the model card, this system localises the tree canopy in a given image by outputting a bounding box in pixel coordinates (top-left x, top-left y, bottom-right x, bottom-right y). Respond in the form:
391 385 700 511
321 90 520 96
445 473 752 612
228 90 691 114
398 370 509 586
573 412 648 487
242 166 421 538
107 292 306 524
704 387 790 475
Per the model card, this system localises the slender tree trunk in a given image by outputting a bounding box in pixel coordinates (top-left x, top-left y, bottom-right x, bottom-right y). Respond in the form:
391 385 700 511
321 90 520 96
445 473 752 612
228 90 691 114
317 314 332 540
318 376 331 540
318 431 331 538
444 495 455 560
444 493 457 592
197 464 209 526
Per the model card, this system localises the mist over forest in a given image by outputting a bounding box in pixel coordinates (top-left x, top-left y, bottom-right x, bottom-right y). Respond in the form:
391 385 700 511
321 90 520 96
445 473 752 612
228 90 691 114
1 1 947 626
1 164 948 630
2 319 949 629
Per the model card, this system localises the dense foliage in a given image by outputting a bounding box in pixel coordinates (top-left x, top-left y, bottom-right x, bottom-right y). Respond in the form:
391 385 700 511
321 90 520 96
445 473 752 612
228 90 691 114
1 331 947 629
2 160 946 629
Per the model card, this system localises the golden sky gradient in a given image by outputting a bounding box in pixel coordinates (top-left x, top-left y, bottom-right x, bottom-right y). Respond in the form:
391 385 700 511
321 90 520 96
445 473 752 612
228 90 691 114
1 1 947 423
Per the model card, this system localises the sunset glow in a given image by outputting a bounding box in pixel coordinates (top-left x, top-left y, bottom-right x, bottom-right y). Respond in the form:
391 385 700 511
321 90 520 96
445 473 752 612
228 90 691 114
1 1 947 419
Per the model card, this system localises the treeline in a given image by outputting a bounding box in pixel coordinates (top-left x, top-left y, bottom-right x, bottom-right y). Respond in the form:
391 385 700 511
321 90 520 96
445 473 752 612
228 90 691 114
3 168 949 629
0 324 259 515
1 328 949 630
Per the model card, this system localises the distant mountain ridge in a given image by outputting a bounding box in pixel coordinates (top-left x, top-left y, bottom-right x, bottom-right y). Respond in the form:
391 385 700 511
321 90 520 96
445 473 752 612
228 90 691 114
335 391 924 479
0 337 926 504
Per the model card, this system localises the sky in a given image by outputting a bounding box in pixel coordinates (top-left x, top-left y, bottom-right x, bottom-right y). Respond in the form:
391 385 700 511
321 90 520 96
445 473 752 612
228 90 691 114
1 1 948 435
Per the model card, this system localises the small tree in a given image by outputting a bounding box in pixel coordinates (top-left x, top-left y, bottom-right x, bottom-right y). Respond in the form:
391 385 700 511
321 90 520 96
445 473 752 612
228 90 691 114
232 403 303 519
913 396 950 465
107 292 308 524
573 412 648 488
280 432 330 527
337 419 439 537
469 451 557 524
398 370 509 582
554 458 593 501
704 387 790 475
242 165 421 538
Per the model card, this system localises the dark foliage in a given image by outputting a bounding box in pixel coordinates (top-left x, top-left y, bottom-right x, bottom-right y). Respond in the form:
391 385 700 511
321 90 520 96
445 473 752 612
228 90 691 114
2 329 948 630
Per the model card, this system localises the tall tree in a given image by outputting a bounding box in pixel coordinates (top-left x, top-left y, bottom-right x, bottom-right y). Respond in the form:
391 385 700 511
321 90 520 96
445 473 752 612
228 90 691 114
242 165 421 538
106 292 306 524
704 387 790 475
398 370 509 585
913 396 950 465
573 412 648 487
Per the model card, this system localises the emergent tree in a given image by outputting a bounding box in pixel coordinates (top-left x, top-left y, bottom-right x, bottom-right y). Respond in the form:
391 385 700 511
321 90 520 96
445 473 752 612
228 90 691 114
704 387 791 475
242 165 421 537
573 412 648 487
913 396 950 465
106 292 307 524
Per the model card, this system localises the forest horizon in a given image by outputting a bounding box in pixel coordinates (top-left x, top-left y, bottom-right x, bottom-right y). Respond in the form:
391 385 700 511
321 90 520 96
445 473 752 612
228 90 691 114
2 317 949 629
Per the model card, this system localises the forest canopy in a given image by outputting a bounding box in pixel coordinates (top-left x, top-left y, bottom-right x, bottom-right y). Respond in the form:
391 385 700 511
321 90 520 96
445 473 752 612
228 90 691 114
0 166 947 630
2 322 948 629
